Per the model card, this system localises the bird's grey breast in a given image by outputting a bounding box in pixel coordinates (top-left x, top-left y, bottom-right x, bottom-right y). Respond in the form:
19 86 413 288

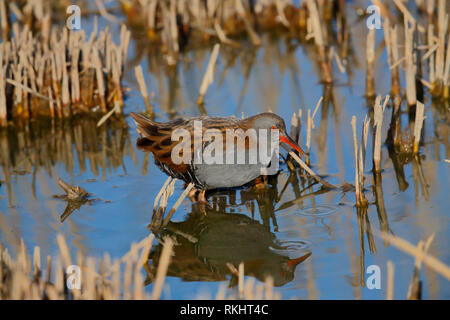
192 138 267 189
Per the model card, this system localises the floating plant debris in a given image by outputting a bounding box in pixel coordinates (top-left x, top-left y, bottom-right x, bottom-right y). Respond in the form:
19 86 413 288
56 178 89 201
53 177 100 222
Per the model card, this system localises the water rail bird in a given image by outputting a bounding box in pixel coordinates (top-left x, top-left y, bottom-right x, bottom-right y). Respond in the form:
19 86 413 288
131 112 305 202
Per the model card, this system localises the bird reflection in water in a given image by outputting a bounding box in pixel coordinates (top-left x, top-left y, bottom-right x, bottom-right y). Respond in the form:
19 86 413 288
144 183 311 288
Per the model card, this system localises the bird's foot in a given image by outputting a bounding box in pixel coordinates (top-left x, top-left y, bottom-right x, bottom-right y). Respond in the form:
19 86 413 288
198 190 207 203
197 190 208 215
188 188 208 205
253 176 268 189
198 202 207 215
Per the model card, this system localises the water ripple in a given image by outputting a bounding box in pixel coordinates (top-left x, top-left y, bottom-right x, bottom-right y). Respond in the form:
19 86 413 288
296 204 338 217
269 239 312 255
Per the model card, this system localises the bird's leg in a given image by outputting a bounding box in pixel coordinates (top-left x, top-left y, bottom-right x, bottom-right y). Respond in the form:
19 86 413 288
254 175 268 189
198 189 207 203
188 188 208 215
188 188 198 202
197 189 208 215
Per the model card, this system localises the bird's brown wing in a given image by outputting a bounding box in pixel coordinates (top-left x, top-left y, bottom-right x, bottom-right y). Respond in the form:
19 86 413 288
130 113 256 181
130 112 190 174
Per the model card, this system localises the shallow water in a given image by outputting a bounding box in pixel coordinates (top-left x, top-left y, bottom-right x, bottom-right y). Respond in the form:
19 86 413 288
0 4 449 299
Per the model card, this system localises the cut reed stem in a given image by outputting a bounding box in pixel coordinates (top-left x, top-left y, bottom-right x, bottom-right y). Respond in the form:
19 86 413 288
413 101 425 154
366 28 376 98
373 95 390 173
305 0 332 83
380 232 450 280
151 237 174 300
135 65 153 115
386 261 395 300
238 262 244 299
197 43 220 106
288 151 337 189
162 182 195 227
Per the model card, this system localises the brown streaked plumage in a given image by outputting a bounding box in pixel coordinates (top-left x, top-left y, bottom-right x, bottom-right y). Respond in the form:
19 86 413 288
131 112 305 201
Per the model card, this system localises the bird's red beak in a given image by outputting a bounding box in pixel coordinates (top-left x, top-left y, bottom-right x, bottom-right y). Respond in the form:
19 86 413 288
280 134 306 157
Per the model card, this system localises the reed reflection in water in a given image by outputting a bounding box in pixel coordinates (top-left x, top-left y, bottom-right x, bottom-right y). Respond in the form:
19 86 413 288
0 115 135 252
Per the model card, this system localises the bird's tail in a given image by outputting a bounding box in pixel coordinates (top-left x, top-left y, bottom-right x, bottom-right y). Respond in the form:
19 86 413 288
130 112 158 137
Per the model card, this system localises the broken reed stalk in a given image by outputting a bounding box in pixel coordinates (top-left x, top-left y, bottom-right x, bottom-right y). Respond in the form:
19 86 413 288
288 151 337 189
290 112 299 143
420 1 450 99
97 101 121 127
275 0 290 28
386 21 401 97
264 276 274 300
311 96 323 129
162 182 195 227
95 0 120 24
386 261 395 300
426 23 437 93
33 246 40 277
153 176 173 212
442 0 450 99
93 48 107 113
432 0 447 96
407 234 434 300
149 178 176 229
0 0 8 41
158 179 176 214
332 47 346 73
235 0 261 46
351 116 361 204
297 109 302 144
380 231 450 280
243 277 255 300
351 116 369 207
444 30 450 99
134 65 153 116
305 0 332 84
413 101 425 154
306 109 312 158
56 234 72 270
359 117 370 194
197 43 220 106
287 109 302 167
223 264 276 300
123 0 314 54
383 17 392 68
214 20 241 48
169 0 179 54
150 178 195 229
302 96 323 164
373 95 390 173
0 61 6 126
5 78 55 102
366 28 376 98
404 17 417 107
393 0 425 33
151 237 174 300
238 262 244 299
